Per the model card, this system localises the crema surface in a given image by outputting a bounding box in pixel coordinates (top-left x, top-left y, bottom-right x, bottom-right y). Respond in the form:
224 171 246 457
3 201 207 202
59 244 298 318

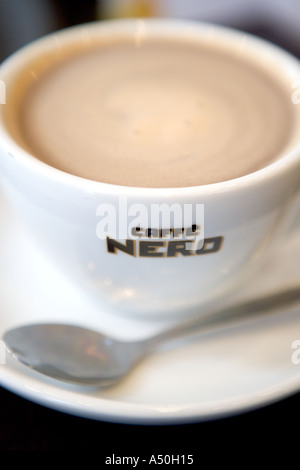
19 39 293 187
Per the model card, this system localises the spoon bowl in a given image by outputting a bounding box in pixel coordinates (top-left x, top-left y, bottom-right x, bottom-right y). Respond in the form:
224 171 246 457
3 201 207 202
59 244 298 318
3 323 148 386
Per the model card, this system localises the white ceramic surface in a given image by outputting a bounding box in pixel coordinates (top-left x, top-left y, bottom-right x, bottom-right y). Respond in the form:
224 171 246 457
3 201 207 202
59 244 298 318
0 190 299 424
1 20 300 318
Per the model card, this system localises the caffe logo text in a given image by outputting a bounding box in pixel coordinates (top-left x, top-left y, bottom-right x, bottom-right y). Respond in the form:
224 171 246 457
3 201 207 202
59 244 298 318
96 197 223 257
106 231 223 257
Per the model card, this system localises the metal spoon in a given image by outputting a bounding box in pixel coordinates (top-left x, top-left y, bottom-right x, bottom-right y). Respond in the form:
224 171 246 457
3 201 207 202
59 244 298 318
3 287 300 387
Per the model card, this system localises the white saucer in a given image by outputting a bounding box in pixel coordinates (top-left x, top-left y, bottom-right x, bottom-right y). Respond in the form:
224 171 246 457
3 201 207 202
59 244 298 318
0 189 300 425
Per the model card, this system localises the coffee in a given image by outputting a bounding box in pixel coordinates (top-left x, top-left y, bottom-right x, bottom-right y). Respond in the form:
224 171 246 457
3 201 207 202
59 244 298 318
15 38 294 187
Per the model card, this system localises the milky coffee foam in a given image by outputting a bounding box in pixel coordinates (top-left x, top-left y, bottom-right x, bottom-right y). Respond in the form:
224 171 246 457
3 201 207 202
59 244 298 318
18 39 293 187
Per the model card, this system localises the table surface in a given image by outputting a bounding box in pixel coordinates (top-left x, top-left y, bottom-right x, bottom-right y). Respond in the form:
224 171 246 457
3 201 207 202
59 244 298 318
0 385 299 451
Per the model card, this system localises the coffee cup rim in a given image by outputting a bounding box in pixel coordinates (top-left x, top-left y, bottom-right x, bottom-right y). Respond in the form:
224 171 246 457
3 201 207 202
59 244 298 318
1 17 300 196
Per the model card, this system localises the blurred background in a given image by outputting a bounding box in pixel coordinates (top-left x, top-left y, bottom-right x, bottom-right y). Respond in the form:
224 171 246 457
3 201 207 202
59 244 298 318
0 0 299 62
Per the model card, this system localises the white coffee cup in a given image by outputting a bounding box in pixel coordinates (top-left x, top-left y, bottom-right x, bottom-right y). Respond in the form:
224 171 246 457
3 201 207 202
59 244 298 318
0 19 300 319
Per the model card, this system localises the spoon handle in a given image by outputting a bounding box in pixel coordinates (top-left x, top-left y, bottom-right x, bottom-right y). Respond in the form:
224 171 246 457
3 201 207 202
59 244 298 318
145 286 300 350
